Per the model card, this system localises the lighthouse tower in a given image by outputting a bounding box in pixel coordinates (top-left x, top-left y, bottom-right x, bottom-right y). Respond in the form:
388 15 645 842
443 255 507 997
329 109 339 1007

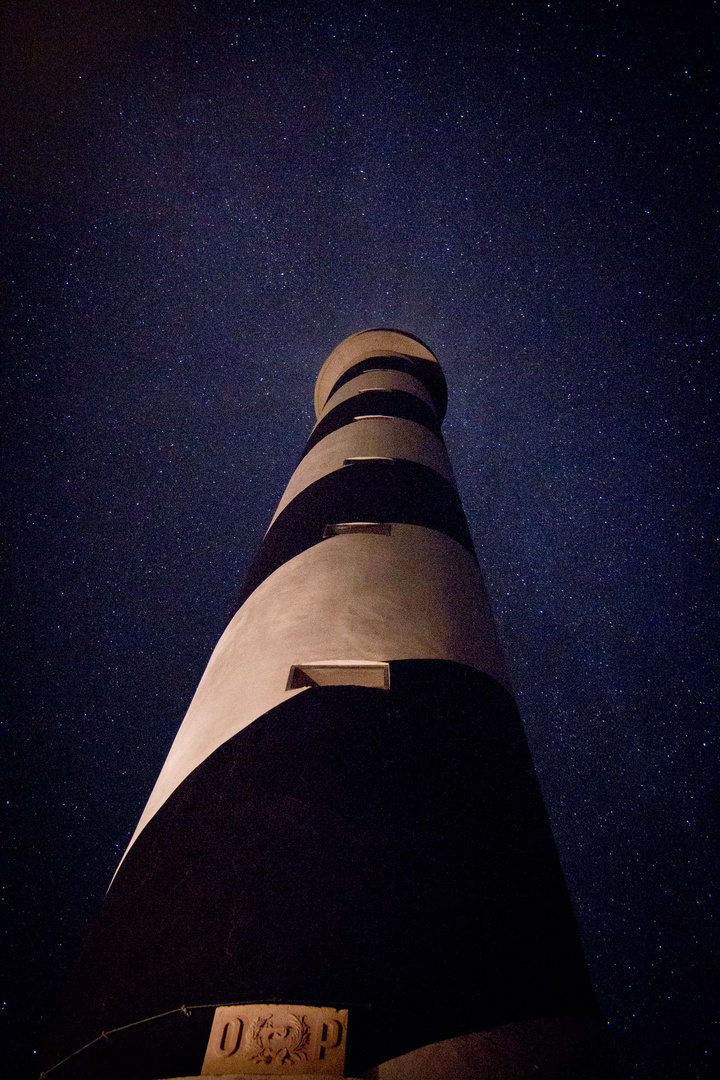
42 330 613 1079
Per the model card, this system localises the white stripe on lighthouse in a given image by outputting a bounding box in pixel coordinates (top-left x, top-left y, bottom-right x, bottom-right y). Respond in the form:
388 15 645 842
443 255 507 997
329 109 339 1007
117 525 509 870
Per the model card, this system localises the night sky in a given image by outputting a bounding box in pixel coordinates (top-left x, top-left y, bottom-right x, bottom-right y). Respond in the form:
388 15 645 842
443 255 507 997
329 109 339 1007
3 2 716 1078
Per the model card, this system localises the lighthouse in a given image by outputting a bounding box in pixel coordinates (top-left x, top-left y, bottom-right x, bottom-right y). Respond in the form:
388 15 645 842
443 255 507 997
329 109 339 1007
42 330 613 1079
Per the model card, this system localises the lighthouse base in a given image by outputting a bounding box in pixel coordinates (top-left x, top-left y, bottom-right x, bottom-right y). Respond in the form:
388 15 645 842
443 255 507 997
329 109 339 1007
42 662 607 1080
165 1014 615 1079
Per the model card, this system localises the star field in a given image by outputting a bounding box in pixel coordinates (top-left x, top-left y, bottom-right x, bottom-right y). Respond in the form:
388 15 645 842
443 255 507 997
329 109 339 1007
3 2 716 1078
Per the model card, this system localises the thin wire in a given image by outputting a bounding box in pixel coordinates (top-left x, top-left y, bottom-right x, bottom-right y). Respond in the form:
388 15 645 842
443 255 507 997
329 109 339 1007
39 999 369 1078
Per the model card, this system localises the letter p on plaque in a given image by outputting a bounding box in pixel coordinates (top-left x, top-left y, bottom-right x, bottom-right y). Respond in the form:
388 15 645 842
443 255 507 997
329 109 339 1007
201 1003 348 1075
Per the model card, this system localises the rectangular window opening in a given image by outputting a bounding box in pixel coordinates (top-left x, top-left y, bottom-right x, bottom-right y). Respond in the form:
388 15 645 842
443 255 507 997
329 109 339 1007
287 662 390 691
323 522 391 538
343 456 395 465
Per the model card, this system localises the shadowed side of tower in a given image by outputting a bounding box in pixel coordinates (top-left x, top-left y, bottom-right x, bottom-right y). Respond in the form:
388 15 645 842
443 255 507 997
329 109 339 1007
41 330 615 1080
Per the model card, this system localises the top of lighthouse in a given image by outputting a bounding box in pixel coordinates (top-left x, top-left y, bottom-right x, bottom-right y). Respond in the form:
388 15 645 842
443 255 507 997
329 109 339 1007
314 327 447 422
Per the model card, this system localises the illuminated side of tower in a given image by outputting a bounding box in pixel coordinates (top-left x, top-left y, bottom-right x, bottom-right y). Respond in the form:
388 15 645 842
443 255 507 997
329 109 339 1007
42 330 614 1080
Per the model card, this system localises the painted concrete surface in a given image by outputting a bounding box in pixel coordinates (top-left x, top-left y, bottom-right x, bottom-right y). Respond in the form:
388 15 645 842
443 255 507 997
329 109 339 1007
118 525 509 868
364 1017 616 1079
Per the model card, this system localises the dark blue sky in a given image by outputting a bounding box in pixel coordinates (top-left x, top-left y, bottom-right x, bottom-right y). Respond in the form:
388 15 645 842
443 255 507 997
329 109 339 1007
4 2 716 1078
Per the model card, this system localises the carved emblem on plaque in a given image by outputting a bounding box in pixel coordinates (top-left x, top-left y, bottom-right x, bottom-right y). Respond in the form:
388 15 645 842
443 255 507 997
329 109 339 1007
201 1003 348 1075
248 1012 311 1066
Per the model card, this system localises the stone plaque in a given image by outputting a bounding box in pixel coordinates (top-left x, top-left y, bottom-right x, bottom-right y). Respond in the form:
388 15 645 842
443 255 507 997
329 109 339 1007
201 1004 348 1076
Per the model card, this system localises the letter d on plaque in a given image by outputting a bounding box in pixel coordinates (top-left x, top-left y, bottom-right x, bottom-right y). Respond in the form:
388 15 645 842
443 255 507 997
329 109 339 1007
201 1004 348 1075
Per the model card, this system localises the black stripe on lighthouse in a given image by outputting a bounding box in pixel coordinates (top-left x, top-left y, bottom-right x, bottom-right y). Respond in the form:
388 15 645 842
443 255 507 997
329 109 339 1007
302 390 441 458
323 353 448 420
238 458 476 605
